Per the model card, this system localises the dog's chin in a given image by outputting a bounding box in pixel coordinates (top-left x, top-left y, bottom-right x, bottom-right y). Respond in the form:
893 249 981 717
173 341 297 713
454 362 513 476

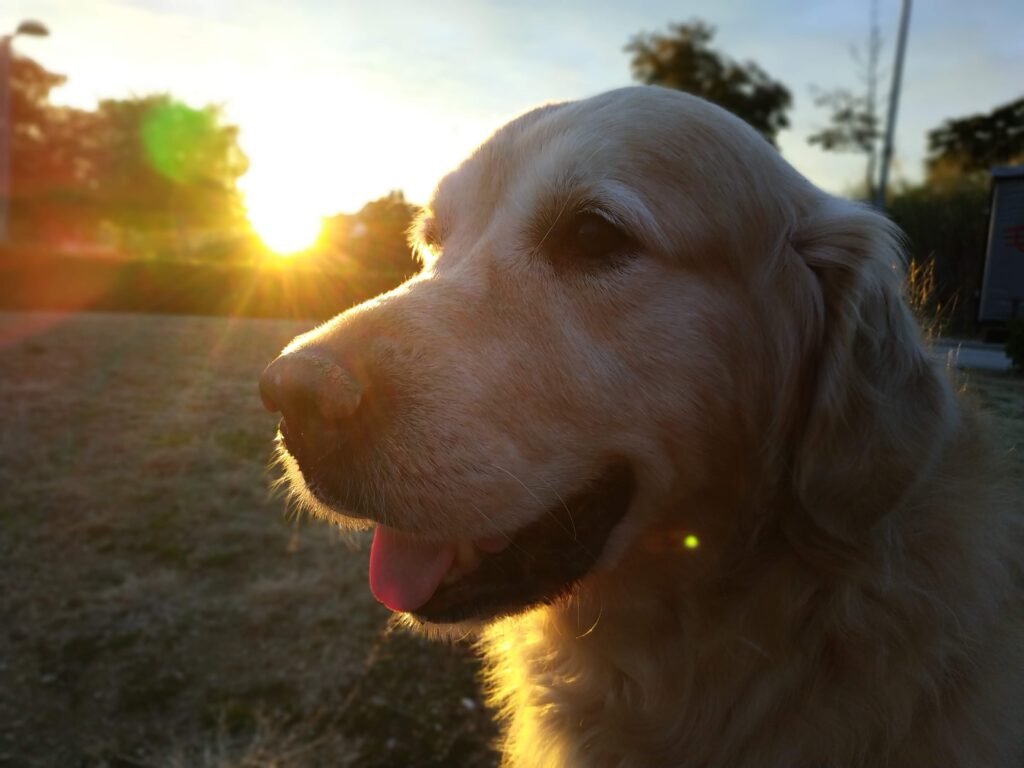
400 462 635 626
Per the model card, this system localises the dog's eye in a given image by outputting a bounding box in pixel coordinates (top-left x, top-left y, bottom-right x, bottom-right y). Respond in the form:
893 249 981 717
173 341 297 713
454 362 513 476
558 211 633 267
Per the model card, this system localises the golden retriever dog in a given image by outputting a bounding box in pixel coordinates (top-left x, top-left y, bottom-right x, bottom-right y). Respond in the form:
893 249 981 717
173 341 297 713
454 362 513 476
260 87 1023 767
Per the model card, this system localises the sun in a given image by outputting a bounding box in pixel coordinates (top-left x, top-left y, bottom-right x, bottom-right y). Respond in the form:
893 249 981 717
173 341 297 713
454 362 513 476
254 208 324 256
241 164 328 257
246 195 324 256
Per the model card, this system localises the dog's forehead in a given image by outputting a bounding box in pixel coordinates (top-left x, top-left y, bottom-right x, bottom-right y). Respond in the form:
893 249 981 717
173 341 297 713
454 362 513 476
430 102 572 228
423 87 806 274
429 88 751 232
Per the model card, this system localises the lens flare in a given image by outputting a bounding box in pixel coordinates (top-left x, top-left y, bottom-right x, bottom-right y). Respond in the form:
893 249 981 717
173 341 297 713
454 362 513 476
141 102 215 184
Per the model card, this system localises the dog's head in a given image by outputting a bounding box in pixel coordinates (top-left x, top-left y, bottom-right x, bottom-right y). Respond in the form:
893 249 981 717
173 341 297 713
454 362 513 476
260 87 949 628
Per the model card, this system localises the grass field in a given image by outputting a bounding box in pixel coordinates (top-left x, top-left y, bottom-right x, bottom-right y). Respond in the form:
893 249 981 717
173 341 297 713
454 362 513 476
0 312 498 768
1 311 1022 768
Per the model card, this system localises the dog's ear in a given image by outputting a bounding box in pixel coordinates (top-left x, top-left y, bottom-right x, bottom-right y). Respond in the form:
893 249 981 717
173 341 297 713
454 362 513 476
788 201 956 542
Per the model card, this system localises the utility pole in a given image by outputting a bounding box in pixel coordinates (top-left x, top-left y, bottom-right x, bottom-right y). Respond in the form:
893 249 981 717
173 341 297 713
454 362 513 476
875 0 912 210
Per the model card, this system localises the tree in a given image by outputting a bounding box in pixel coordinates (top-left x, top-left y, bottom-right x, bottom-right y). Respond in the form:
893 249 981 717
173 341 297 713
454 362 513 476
624 21 792 146
926 96 1024 182
807 1 885 200
90 95 248 236
7 55 99 243
328 191 420 278
7 55 249 252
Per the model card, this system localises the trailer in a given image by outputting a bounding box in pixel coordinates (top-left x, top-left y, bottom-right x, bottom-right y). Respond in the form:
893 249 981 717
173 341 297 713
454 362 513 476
978 166 1024 331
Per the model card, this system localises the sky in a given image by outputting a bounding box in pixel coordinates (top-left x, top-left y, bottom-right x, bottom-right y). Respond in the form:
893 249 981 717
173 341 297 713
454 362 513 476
5 0 1024 226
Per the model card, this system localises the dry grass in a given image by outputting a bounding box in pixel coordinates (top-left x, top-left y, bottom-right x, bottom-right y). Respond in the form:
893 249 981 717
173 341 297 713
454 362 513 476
959 370 1024 482
906 257 957 340
1 311 1022 768
0 312 498 768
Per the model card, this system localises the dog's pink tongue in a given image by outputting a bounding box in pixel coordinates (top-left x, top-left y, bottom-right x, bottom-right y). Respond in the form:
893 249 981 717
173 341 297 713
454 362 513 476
369 527 456 613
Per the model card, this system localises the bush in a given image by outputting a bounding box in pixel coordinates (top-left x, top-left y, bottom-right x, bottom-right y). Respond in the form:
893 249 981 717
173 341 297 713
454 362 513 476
0 252 408 320
888 178 989 336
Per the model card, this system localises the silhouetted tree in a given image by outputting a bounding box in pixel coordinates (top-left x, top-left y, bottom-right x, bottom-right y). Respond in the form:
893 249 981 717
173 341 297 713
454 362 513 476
90 95 248 236
344 191 420 278
625 21 792 146
7 55 249 252
926 96 1024 182
890 96 1024 332
807 1 885 200
7 55 99 243
10 55 69 184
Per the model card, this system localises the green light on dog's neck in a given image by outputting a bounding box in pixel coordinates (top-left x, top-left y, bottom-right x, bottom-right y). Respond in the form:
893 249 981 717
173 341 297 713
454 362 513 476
683 534 700 550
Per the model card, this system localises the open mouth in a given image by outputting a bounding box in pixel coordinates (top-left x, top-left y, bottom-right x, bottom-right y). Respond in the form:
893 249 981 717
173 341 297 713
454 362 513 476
369 463 635 625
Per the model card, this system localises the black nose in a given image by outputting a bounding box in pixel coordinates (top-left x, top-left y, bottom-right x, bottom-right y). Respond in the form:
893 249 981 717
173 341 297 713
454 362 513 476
259 349 363 455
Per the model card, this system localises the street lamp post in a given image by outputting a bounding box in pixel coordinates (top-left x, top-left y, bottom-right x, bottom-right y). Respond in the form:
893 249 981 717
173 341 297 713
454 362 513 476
0 19 49 244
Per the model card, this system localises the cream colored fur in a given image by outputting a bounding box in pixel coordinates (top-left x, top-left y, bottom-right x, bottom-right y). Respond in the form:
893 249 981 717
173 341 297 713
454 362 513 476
282 87 1024 767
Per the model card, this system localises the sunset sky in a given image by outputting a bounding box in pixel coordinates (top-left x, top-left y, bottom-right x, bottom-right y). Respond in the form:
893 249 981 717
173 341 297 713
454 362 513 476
6 0 1024 223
